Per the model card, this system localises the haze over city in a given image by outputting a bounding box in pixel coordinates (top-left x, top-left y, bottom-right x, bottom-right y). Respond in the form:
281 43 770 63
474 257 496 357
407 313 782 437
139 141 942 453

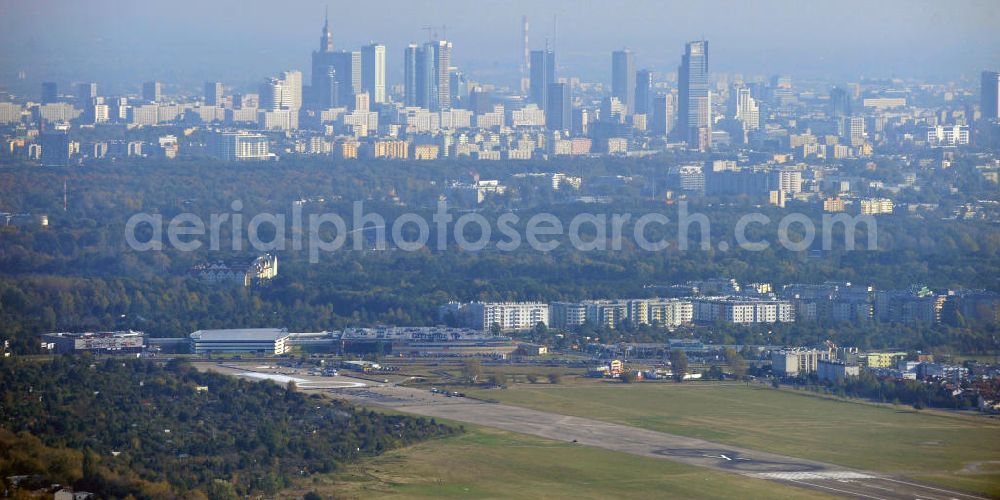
2 0 999 94
2 1 1000 499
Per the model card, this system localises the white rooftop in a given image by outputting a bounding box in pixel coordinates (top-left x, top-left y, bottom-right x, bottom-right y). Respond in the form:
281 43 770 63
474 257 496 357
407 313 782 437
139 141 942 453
190 328 288 341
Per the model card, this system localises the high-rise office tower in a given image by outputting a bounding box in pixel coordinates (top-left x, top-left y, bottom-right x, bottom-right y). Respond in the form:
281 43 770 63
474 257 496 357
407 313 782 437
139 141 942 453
76 82 97 107
450 69 468 108
415 44 433 108
546 82 571 132
651 94 675 136
404 44 419 106
529 49 555 108
635 69 652 115
408 40 452 111
844 115 866 146
40 129 71 166
769 75 794 107
204 82 223 106
259 78 285 111
982 71 1000 121
429 40 452 111
829 86 851 118
311 11 359 109
41 82 58 104
612 49 636 115
142 81 161 102
259 71 301 112
361 43 386 104
730 85 759 130
676 40 710 145
468 88 493 115
281 71 302 111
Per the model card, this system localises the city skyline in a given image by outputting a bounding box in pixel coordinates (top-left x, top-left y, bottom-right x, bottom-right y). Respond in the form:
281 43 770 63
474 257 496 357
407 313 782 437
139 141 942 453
2 0 998 95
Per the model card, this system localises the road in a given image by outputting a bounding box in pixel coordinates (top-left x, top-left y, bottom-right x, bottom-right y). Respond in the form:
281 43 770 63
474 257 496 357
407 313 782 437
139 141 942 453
200 363 988 500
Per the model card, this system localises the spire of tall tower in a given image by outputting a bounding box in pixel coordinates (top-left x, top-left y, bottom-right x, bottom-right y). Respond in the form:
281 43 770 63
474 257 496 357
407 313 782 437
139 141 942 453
320 6 333 52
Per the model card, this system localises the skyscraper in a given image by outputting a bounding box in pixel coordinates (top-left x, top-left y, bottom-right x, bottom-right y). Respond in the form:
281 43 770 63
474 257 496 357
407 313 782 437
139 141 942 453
429 40 452 111
361 43 387 104
983 71 1000 121
651 94 675 136
408 40 452 111
260 73 300 110
75 82 97 109
546 82 571 132
142 81 161 102
404 44 419 107
259 70 301 130
730 85 759 130
40 129 70 166
529 49 555 108
829 86 852 118
41 82 58 104
612 49 636 115
204 81 223 106
635 69 652 116
676 40 710 145
311 11 359 109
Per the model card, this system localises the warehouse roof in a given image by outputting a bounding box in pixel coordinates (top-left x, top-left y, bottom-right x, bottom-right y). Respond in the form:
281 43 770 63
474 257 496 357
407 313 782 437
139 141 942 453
189 328 288 341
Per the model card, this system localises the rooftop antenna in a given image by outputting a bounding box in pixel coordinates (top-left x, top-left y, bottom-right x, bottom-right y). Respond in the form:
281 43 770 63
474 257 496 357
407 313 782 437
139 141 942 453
521 15 529 94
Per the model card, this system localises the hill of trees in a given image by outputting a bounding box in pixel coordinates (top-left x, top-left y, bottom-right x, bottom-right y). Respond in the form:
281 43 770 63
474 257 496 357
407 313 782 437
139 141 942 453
0 357 457 498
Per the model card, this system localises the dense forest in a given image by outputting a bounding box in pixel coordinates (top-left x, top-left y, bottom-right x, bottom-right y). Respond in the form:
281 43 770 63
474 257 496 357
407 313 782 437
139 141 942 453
0 159 998 354
0 357 457 498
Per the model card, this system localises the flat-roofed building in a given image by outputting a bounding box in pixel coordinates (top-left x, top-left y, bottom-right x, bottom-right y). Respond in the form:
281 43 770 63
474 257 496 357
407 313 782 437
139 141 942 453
41 331 144 354
817 359 860 381
211 132 272 161
189 328 290 355
693 297 795 323
440 302 548 332
771 348 831 376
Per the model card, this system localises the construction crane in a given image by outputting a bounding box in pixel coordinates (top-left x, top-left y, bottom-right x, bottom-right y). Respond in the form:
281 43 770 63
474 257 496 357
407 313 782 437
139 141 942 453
421 25 447 41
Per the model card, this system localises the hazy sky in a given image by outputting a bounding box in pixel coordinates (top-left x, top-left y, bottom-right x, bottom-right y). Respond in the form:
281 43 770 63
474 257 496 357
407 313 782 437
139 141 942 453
1 0 998 96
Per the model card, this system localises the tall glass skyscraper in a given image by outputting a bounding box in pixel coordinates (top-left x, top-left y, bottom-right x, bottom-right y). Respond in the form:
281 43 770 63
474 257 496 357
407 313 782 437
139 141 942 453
983 70 1000 121
676 40 710 145
546 82 571 132
612 49 636 115
635 69 652 116
529 49 555 108
404 44 418 107
361 43 386 104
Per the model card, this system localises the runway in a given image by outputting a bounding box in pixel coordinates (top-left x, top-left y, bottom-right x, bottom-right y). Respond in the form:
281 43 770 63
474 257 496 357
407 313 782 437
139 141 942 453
329 384 988 500
200 363 987 499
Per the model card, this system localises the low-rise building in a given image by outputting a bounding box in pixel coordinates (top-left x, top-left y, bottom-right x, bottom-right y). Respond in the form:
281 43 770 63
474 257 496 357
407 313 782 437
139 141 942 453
40 330 145 355
190 254 277 287
189 328 290 355
517 343 548 356
771 348 831 376
817 359 860 381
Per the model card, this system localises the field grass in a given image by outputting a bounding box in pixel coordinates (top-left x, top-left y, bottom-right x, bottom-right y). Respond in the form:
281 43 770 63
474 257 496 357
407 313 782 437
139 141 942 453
284 425 830 499
463 382 1000 496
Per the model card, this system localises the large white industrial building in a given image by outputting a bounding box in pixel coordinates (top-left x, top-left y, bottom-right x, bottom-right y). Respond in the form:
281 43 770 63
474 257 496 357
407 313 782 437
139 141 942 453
189 328 290 355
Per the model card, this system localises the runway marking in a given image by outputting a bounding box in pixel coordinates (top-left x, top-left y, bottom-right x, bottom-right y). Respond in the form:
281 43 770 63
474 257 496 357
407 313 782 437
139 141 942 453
878 477 990 500
782 478 888 500
751 471 875 480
